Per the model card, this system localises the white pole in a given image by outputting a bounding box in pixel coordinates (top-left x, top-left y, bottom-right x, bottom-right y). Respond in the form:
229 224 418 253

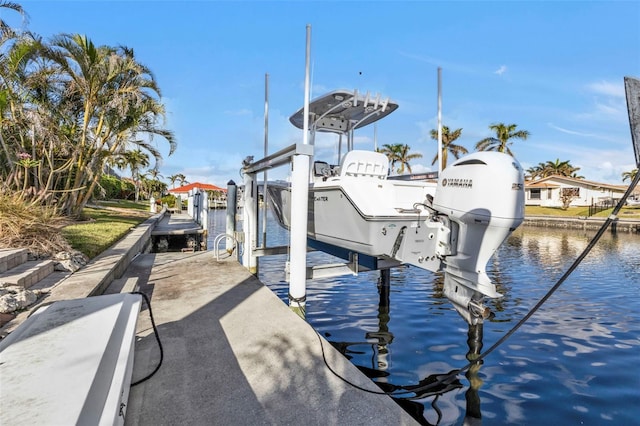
437 67 443 176
374 123 378 151
262 73 269 249
226 180 237 254
242 172 257 274
288 24 312 316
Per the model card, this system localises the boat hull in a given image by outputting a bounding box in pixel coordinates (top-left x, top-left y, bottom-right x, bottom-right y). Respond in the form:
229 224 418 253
268 178 438 258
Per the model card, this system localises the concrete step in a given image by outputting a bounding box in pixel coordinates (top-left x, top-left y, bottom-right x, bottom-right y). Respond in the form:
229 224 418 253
30 271 72 293
0 259 55 289
0 249 29 273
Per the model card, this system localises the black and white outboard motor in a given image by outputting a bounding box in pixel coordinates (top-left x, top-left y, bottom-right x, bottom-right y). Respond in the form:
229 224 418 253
432 151 525 324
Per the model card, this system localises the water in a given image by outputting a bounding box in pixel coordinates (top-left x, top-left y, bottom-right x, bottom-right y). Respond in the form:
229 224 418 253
207 210 640 425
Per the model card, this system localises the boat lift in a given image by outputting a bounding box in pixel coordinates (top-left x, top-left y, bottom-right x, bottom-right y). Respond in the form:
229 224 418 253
236 25 404 317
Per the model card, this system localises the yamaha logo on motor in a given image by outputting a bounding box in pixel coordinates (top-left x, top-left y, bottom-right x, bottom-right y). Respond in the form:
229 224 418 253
442 178 473 188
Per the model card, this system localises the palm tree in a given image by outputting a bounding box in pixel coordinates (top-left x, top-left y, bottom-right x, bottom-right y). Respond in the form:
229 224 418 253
44 34 176 214
0 1 26 39
169 173 186 188
396 144 422 174
622 168 638 183
525 163 546 180
123 149 149 202
429 125 467 169
542 159 581 178
377 143 402 173
526 159 582 179
475 123 530 157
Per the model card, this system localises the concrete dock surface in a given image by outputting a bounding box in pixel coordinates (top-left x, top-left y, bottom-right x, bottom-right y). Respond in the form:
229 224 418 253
120 251 418 425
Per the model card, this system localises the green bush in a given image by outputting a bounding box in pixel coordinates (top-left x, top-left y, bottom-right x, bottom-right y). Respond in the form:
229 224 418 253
95 175 135 199
161 194 176 208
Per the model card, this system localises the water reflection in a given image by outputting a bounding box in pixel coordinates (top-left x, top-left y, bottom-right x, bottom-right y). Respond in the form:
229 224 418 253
323 271 485 425
206 210 640 425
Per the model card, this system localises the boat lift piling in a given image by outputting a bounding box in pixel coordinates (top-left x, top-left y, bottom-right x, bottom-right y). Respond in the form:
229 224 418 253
238 25 314 318
226 180 238 255
242 166 259 274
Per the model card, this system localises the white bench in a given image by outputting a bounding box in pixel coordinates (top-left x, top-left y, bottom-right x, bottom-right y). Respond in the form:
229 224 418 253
0 293 142 425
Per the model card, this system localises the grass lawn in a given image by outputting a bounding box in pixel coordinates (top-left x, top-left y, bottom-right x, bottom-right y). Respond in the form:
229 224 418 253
62 201 151 258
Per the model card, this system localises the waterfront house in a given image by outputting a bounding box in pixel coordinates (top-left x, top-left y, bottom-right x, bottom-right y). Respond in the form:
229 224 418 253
168 182 227 208
525 175 630 207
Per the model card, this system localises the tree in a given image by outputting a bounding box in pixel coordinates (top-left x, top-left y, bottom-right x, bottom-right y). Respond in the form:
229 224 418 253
377 143 422 174
123 149 149 201
396 144 422 174
42 34 176 214
475 123 530 157
429 125 467 169
377 143 402 173
0 1 26 39
169 173 187 188
527 159 582 179
622 168 638 182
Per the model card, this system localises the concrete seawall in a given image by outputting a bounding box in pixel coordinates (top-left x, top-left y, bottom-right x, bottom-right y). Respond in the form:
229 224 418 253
523 215 640 233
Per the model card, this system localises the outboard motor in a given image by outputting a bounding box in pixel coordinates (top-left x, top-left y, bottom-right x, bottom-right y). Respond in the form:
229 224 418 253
432 152 524 324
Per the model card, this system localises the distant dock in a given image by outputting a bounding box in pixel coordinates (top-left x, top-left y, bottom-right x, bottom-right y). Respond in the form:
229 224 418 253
150 212 207 252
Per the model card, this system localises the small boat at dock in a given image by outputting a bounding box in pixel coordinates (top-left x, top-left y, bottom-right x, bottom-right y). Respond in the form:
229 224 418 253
266 89 525 324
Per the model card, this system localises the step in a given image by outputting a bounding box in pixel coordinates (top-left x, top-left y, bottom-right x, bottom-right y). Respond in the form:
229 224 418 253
0 249 29 274
0 259 55 289
29 271 72 293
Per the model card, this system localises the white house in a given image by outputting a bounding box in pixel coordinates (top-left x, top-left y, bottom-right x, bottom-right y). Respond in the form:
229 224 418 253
525 175 630 207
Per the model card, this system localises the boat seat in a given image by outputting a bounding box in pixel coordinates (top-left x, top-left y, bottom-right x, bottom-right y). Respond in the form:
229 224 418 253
339 150 389 179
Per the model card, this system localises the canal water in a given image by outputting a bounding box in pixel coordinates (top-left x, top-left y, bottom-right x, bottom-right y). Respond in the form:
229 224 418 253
207 210 640 425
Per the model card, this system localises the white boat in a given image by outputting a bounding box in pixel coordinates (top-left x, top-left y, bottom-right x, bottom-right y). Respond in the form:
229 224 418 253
266 89 525 324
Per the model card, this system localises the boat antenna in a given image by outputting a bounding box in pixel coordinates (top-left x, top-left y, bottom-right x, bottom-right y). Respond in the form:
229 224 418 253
437 67 443 176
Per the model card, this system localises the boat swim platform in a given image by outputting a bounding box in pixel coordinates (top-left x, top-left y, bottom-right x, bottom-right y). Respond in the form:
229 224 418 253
116 251 418 425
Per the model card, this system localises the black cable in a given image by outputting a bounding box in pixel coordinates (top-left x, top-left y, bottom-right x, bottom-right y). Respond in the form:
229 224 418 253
130 291 164 386
311 172 640 398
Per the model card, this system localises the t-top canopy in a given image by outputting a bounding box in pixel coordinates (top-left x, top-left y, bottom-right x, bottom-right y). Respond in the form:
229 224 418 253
289 89 399 134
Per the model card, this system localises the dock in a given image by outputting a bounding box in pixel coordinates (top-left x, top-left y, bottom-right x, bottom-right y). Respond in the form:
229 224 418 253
117 252 417 425
150 212 207 252
0 209 417 425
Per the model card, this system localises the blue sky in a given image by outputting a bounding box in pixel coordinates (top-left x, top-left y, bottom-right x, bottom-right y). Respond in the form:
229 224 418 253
13 1 640 186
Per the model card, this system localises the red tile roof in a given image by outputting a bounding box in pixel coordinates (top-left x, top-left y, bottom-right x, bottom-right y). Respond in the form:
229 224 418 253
168 182 227 193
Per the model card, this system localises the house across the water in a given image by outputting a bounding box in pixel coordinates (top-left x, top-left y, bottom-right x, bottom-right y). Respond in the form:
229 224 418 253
168 182 227 208
525 175 632 207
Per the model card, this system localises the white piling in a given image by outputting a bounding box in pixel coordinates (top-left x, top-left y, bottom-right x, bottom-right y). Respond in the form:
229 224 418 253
226 180 237 253
242 172 258 274
288 24 312 316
